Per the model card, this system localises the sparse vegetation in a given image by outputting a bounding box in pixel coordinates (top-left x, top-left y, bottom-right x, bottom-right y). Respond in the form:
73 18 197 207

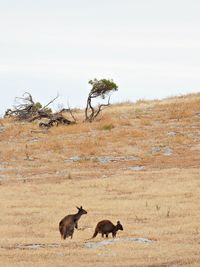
100 123 115 131
0 93 200 267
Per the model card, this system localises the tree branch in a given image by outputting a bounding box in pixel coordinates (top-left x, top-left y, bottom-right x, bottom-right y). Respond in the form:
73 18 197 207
66 102 77 123
41 94 59 111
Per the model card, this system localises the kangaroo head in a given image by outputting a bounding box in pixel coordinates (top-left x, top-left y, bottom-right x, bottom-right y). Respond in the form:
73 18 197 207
116 221 123 231
76 206 87 215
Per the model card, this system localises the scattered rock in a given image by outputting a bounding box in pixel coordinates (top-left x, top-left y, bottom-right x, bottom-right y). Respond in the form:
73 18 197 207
24 157 35 161
193 113 200 118
65 155 140 164
65 156 82 162
14 243 60 250
127 166 145 171
85 237 154 249
97 156 140 164
151 146 173 156
0 126 6 133
163 147 173 156
166 132 176 137
30 138 39 143
151 147 161 154
98 157 110 164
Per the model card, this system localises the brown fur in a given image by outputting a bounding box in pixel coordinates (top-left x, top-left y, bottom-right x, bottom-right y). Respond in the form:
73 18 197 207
59 206 87 239
92 220 123 238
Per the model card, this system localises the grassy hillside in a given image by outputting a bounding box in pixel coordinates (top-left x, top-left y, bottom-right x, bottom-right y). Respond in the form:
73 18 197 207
0 93 200 266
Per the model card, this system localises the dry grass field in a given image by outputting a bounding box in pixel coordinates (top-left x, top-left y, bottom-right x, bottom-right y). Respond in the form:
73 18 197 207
0 93 200 267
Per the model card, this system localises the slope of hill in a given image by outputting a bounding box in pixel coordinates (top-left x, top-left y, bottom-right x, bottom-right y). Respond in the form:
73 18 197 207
0 93 200 266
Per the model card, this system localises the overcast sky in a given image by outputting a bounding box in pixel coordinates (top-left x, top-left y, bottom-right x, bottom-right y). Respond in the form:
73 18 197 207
0 0 200 115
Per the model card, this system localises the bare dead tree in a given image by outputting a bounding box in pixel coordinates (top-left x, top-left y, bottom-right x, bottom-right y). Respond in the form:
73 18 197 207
4 92 37 120
85 79 118 122
4 92 76 128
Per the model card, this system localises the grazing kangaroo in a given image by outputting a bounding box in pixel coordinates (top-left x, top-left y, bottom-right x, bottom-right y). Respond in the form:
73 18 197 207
59 206 87 239
91 220 123 238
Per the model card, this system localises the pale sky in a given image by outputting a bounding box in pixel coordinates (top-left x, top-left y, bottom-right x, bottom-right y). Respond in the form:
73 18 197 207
0 0 200 115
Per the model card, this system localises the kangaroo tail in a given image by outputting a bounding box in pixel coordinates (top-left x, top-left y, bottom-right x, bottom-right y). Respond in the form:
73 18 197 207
84 230 98 241
91 230 98 239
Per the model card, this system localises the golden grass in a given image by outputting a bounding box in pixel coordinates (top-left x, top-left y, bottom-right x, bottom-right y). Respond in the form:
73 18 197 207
155 97 200 121
0 169 200 266
170 134 188 145
50 122 92 135
0 93 200 266
77 138 102 156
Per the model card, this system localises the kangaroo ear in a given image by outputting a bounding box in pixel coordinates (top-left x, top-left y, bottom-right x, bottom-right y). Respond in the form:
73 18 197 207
80 206 82 209
76 206 80 210
117 221 120 224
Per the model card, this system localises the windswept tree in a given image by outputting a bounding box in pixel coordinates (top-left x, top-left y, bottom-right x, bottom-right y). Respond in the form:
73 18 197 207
85 78 118 122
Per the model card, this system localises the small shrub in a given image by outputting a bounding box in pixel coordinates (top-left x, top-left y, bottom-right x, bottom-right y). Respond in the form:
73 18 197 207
101 123 114 131
135 108 143 118
140 118 152 126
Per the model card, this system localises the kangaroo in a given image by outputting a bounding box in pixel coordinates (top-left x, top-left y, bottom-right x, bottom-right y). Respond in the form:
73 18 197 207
59 206 87 239
91 220 123 239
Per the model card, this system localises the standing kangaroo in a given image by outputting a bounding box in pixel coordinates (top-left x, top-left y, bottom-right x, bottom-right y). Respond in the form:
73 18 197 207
91 220 123 238
59 206 87 239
